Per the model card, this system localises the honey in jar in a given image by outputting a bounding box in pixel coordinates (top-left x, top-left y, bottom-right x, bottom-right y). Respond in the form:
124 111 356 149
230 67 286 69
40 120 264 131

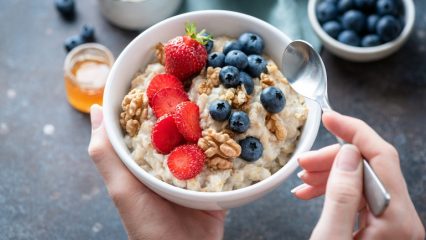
64 43 114 113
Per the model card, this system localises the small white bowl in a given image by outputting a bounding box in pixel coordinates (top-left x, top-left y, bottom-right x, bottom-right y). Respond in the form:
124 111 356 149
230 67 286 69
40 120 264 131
98 0 182 30
308 0 415 62
103 10 321 210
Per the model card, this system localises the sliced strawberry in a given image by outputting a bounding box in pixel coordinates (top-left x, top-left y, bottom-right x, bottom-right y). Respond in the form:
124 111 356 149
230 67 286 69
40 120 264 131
151 88 189 118
167 144 206 180
173 101 202 142
151 114 184 154
147 73 184 105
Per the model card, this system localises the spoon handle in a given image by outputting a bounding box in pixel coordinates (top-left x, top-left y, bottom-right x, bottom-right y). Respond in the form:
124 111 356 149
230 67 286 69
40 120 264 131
336 137 391 216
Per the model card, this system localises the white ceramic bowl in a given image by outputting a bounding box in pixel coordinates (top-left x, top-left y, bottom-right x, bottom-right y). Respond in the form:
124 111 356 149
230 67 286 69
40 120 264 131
98 0 182 30
308 0 415 62
103 10 321 210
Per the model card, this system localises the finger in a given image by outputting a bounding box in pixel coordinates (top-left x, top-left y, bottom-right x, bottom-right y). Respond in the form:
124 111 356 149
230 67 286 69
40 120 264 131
88 105 148 199
298 144 340 172
312 144 363 238
298 170 330 186
322 111 399 165
291 183 326 200
322 111 406 196
358 206 369 230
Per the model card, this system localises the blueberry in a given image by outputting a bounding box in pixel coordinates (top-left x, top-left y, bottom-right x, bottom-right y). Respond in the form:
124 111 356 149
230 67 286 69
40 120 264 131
224 50 248 70
219 66 240 88
354 0 376 12
260 87 286 113
246 55 267 78
376 15 402 42
209 100 231 121
207 52 225 68
229 111 250 133
55 0 75 20
367 14 380 33
338 30 361 46
223 41 242 55
323 21 343 39
361 34 381 46
376 0 397 16
80 24 95 42
64 35 84 52
238 32 264 55
239 71 254 95
239 136 263 162
337 0 354 13
342 10 366 33
316 1 338 23
201 32 214 53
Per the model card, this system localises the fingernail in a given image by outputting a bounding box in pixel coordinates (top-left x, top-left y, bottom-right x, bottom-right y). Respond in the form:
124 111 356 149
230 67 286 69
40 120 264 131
297 170 304 179
336 144 361 172
290 184 307 194
90 104 103 130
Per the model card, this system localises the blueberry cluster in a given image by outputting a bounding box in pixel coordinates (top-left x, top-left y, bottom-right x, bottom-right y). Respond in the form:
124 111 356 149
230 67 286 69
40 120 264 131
64 24 96 52
206 33 289 162
207 32 268 94
316 0 404 47
208 98 264 161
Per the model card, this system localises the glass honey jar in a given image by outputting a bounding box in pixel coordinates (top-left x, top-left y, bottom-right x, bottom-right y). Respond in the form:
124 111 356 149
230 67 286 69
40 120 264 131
64 43 114 113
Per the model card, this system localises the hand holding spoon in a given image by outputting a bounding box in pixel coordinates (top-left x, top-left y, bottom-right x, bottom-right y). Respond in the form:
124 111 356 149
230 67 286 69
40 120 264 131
282 40 390 216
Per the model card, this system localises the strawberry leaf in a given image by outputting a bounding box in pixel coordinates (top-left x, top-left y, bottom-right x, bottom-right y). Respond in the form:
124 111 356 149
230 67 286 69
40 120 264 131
185 22 212 45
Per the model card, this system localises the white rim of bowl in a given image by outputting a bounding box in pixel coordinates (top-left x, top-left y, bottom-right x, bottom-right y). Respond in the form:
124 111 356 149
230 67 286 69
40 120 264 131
104 10 321 201
308 0 415 53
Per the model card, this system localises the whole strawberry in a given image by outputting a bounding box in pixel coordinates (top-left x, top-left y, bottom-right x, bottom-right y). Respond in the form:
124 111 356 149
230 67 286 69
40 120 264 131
164 23 210 81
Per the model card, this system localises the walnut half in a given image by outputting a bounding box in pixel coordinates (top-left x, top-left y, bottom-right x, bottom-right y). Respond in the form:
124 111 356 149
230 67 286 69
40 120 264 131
119 88 148 137
198 128 241 170
266 113 287 141
198 67 221 95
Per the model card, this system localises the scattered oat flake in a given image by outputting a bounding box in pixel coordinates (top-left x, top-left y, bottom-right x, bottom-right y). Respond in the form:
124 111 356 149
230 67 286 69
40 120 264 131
43 124 55 135
0 123 9 135
7 89 16 99
92 222 103 233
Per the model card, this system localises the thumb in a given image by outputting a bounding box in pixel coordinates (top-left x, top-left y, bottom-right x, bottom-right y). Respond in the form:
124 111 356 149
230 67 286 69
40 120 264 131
311 144 363 239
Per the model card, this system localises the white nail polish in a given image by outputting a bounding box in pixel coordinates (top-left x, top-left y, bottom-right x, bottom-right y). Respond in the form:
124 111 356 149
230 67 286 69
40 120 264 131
290 184 306 194
297 170 304 179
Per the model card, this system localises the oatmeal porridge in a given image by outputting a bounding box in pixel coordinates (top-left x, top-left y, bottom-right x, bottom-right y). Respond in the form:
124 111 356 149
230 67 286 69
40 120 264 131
120 27 307 192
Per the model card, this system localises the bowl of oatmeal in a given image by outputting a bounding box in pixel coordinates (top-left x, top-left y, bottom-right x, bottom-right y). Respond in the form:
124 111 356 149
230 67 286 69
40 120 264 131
103 10 321 210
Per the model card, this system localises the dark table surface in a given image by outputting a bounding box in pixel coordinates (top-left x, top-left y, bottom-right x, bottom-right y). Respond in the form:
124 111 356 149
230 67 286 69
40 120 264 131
1 0 425 239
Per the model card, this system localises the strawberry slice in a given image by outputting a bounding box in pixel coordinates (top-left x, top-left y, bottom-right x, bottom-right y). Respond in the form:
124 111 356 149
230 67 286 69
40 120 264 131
151 88 189 118
167 144 206 180
147 73 184 105
173 101 202 142
151 114 184 154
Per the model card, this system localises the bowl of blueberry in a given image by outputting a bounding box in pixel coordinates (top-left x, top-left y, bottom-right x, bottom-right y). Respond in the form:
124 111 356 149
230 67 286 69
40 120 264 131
308 0 415 61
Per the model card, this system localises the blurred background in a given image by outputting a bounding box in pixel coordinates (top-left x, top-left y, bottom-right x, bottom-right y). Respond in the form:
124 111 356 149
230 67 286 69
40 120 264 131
0 0 425 239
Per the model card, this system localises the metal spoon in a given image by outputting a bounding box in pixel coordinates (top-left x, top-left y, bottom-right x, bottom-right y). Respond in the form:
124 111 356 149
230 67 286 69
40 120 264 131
282 40 390 216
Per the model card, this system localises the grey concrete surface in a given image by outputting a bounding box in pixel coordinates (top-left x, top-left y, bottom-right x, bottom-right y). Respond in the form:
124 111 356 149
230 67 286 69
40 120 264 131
0 0 425 239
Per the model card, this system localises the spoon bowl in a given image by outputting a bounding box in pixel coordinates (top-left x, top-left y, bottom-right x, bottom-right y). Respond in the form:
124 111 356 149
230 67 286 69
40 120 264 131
282 40 330 109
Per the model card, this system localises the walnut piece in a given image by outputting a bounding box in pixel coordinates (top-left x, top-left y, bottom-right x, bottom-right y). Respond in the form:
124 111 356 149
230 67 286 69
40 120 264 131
220 86 251 109
260 73 275 89
119 88 148 137
155 43 165 65
266 113 287 141
198 128 241 170
198 67 221 95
